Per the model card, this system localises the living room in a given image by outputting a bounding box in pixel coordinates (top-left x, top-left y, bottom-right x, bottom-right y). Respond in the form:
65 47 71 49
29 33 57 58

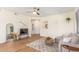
0 7 78 52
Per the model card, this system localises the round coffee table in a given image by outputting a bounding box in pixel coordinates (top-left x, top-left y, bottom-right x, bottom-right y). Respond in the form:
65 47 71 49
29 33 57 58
61 44 79 52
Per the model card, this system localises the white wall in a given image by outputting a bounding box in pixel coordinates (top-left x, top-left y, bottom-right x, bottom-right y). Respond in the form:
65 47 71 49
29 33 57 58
0 9 76 43
40 11 76 38
0 9 31 43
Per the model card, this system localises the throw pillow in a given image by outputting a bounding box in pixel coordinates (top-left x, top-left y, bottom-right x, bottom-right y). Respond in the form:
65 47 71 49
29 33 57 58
63 37 71 43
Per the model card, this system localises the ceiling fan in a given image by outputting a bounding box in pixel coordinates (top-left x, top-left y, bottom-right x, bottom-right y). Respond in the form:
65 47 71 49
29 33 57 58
26 7 40 15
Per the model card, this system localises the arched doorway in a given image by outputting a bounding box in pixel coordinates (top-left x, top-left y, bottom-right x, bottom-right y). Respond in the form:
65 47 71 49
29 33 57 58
6 23 14 41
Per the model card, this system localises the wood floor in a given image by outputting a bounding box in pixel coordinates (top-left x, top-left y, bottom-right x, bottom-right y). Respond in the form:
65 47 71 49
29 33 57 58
0 34 43 52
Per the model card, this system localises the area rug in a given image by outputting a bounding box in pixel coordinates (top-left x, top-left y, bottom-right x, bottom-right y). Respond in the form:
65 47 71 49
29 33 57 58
26 38 59 52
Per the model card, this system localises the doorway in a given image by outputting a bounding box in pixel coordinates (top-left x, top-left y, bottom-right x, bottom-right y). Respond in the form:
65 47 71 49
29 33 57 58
31 19 40 35
6 23 14 41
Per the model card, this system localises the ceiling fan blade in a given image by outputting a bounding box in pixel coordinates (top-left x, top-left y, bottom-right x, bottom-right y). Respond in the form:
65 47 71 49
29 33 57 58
26 7 40 15
37 8 40 11
37 12 40 15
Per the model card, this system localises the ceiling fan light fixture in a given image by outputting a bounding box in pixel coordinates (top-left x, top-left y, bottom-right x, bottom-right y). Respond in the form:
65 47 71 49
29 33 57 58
33 11 37 15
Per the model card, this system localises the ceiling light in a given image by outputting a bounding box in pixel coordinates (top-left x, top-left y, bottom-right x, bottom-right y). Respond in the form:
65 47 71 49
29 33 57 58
33 11 37 15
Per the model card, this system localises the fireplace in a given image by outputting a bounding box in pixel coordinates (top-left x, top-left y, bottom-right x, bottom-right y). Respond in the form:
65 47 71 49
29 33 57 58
20 28 28 35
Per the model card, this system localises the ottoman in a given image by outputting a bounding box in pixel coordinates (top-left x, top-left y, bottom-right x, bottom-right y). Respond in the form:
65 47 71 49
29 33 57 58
45 37 55 46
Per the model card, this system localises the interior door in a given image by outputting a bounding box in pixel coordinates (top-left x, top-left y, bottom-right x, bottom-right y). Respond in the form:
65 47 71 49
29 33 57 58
32 20 40 34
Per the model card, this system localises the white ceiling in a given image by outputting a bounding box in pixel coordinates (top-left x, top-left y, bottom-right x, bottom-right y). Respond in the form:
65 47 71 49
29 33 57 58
1 7 76 17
